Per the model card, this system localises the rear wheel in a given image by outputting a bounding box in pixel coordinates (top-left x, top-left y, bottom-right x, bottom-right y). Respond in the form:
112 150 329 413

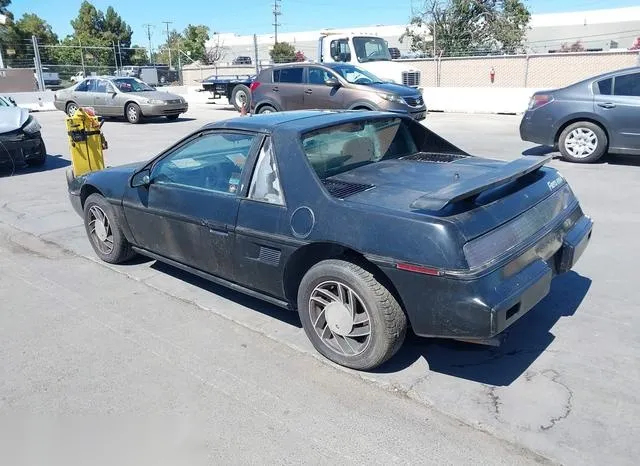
231 85 251 112
125 103 142 124
297 259 407 370
258 104 276 114
558 122 607 163
83 193 136 264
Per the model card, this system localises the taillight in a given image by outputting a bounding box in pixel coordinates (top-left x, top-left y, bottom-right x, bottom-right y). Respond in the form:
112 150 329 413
249 81 261 92
528 94 553 110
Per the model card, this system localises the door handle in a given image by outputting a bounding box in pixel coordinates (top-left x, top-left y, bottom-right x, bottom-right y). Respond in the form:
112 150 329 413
200 219 229 235
304 89 313 95
272 86 279 92
598 102 616 109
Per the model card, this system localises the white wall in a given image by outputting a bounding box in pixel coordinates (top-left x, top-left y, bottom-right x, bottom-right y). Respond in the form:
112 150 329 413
423 87 541 114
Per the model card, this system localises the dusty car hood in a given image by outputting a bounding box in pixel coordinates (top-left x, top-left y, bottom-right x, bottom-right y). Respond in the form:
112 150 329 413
0 107 30 133
126 91 184 101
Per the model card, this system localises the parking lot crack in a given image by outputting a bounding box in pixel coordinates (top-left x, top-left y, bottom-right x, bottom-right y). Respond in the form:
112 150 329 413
539 370 573 431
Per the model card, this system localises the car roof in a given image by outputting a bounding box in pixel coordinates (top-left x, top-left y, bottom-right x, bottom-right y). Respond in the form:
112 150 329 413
203 110 409 134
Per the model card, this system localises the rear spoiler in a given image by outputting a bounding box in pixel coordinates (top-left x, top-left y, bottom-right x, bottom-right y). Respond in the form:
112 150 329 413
410 155 553 211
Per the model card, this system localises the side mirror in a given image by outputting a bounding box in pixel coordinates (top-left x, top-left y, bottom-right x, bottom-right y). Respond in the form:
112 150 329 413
131 169 151 188
325 78 340 87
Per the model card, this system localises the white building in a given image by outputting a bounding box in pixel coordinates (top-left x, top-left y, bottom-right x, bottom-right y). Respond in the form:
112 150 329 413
206 6 640 65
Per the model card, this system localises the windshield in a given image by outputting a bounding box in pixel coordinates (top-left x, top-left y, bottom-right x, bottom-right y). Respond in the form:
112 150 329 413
352 37 392 63
330 65 385 84
301 117 418 179
112 78 154 92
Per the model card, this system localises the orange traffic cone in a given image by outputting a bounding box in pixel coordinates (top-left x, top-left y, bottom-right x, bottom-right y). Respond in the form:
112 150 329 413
240 101 247 116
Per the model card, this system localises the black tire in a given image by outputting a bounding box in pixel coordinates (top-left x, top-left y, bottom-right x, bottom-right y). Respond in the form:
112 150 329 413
125 103 142 124
26 140 47 167
83 193 136 264
231 84 251 112
558 121 607 163
297 259 407 370
166 114 180 121
66 101 79 116
258 104 276 114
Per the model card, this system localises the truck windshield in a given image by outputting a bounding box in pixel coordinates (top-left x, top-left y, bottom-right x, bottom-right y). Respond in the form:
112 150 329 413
330 65 385 84
352 37 392 63
301 117 418 179
112 78 154 92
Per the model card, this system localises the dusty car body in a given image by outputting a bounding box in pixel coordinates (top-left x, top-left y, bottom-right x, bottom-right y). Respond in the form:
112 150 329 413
66 110 592 370
54 76 188 124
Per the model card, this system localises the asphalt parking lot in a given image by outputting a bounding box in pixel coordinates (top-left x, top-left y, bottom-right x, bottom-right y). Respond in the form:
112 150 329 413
1 103 639 465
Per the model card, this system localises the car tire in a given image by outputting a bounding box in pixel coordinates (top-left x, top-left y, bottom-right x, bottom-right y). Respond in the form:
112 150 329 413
166 114 180 121
231 84 251 112
26 140 47 167
558 122 607 163
83 193 137 264
297 259 407 371
125 103 142 124
258 104 276 114
66 102 79 116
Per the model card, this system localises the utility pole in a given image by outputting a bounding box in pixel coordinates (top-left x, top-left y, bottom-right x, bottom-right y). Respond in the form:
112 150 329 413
162 21 173 68
32 35 45 91
78 39 86 76
143 23 154 64
272 0 281 44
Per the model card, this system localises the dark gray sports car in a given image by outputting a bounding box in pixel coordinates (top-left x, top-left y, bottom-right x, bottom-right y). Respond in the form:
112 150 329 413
66 110 593 370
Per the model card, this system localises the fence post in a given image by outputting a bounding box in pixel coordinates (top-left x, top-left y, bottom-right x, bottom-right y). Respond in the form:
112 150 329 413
79 39 86 76
524 53 530 87
253 34 259 75
32 35 45 91
112 41 118 75
177 49 182 85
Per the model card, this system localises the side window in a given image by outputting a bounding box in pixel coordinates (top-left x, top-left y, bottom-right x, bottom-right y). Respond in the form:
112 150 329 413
274 67 303 84
75 80 89 92
84 79 98 92
596 78 612 95
152 132 257 194
308 67 333 85
248 137 284 205
330 40 351 62
614 73 640 97
96 80 110 93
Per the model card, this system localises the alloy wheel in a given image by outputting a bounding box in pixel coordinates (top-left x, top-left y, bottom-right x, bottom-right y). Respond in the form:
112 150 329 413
88 205 114 255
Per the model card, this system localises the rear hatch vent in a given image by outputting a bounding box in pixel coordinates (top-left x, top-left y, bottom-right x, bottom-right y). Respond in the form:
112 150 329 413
322 179 374 199
400 152 466 163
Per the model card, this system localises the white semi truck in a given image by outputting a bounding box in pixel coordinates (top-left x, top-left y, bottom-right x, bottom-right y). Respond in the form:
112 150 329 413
316 32 421 88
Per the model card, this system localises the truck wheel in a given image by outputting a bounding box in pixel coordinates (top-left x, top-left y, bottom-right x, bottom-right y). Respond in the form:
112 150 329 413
231 84 251 112
558 122 607 163
66 102 79 116
83 193 136 264
258 105 276 114
297 259 407 371
125 103 142 124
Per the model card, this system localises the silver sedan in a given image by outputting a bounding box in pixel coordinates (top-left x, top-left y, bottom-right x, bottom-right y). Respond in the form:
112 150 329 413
54 76 189 124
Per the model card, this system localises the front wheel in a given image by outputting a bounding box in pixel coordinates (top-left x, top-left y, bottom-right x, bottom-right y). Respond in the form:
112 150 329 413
83 193 137 264
66 102 79 116
258 104 276 114
297 259 407 370
125 103 142 124
558 122 607 163
166 114 180 121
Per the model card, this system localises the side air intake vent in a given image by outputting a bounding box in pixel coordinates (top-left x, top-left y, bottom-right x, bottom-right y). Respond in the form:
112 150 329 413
322 179 374 199
401 152 466 163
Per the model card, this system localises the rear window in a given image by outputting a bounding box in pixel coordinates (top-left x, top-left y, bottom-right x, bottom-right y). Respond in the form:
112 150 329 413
301 117 418 179
273 68 303 84
596 78 612 95
614 72 640 97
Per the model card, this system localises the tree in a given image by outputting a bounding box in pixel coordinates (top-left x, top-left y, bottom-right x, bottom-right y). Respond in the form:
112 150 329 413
13 14 58 64
629 37 640 51
204 37 226 65
400 0 531 57
559 40 585 53
181 24 209 62
270 41 295 63
70 1 104 39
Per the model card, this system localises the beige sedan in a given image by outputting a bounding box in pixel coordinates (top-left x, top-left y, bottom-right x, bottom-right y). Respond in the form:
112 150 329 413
54 76 188 124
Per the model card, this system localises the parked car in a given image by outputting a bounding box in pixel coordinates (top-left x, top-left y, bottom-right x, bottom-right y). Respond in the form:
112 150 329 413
70 71 86 84
250 62 427 120
54 76 188 124
232 56 252 65
520 66 640 163
66 110 592 370
0 104 46 169
200 74 254 112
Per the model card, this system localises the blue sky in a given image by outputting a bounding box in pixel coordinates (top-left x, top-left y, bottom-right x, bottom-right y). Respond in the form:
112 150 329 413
11 0 640 45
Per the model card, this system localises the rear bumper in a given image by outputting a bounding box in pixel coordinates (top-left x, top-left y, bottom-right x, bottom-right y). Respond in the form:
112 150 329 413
519 112 555 146
381 211 593 339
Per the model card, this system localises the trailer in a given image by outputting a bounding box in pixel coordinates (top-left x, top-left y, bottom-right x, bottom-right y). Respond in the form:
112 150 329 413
200 74 255 112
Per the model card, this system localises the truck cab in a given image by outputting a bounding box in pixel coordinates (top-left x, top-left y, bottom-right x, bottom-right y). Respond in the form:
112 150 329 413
317 32 421 88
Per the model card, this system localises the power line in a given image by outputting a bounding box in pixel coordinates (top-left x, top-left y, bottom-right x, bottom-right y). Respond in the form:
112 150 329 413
273 0 282 44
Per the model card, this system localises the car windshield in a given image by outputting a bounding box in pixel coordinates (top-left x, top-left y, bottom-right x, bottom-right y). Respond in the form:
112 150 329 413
301 117 418 179
330 65 385 84
352 37 392 63
112 78 154 92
